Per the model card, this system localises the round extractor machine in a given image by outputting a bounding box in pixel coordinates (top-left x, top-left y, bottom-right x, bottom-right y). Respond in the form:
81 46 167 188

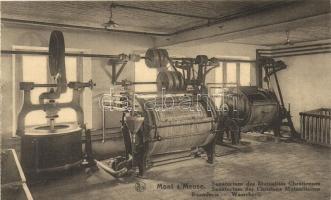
16 30 95 181
21 124 83 177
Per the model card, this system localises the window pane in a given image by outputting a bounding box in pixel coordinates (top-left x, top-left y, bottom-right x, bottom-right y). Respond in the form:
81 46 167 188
211 63 223 108
58 57 77 103
22 55 47 104
25 111 47 126
21 54 78 125
240 63 251 86
227 63 236 83
214 62 223 83
134 60 157 92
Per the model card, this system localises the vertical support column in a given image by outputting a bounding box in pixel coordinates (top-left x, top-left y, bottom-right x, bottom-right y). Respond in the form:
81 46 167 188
222 62 227 84
111 61 117 85
236 62 240 86
256 50 263 88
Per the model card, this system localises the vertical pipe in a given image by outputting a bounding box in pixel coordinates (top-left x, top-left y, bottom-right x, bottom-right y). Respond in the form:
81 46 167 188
327 116 330 145
318 116 321 144
324 116 326 144
308 116 312 142
313 116 316 143
311 117 316 143
317 115 320 144
302 114 304 140
102 106 105 143
305 114 309 140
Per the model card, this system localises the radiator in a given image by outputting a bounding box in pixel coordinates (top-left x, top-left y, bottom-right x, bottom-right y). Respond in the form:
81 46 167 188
300 108 331 147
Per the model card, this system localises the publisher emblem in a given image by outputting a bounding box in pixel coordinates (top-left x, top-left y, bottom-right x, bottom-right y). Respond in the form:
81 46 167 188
135 181 146 192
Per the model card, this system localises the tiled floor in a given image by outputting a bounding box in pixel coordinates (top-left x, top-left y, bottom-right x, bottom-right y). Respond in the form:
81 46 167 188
30 137 331 200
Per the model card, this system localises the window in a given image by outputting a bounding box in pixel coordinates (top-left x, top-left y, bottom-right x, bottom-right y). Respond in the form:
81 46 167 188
22 55 79 126
214 62 252 86
207 61 254 108
55 57 78 123
134 59 157 92
22 55 48 125
210 63 223 108
226 63 237 84
240 63 251 86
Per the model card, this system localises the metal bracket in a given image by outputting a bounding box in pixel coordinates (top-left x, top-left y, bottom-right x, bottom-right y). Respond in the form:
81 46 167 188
110 60 128 84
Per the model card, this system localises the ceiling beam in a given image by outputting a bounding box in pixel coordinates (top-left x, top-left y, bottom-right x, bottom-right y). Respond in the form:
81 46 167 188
113 3 214 20
171 1 290 35
155 1 331 47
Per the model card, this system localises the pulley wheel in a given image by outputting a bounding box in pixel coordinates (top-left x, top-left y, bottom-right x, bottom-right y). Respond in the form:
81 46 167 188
49 30 67 92
160 49 169 68
195 55 209 65
174 71 185 91
157 71 174 91
179 72 186 90
145 48 169 68
171 71 180 91
49 30 65 77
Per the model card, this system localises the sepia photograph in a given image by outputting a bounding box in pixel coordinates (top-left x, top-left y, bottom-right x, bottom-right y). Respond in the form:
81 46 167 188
0 0 330 199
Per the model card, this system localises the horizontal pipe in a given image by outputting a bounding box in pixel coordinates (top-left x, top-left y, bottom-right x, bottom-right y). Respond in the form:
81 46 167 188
206 82 237 85
1 50 122 59
115 81 156 85
259 47 331 55
209 86 237 89
30 83 58 87
1 50 255 63
215 58 255 63
1 18 170 36
257 43 331 52
172 57 255 63
133 82 157 84
270 50 331 58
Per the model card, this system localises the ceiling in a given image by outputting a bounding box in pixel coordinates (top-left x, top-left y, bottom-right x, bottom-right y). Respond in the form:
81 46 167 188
1 1 330 46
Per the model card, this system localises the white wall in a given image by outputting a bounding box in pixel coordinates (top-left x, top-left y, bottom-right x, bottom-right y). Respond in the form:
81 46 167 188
166 42 260 58
1 23 154 138
270 53 331 130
